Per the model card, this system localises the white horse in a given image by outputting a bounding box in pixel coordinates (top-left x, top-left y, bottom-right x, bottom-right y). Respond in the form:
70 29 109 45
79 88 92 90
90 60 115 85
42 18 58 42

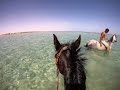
85 34 117 50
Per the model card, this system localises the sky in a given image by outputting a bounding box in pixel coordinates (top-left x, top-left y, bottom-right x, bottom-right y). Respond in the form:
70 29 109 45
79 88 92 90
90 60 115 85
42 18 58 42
0 0 120 34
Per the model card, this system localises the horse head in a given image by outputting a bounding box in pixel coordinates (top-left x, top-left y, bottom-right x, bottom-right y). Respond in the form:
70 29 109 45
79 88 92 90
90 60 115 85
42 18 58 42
108 34 117 43
53 34 86 90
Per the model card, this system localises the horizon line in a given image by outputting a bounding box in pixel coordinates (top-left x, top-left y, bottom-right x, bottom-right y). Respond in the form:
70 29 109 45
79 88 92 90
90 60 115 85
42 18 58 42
0 30 97 35
1 30 119 36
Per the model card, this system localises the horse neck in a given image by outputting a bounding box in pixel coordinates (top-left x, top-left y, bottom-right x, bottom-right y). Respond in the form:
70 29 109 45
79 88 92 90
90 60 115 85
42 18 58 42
108 41 113 48
64 59 86 90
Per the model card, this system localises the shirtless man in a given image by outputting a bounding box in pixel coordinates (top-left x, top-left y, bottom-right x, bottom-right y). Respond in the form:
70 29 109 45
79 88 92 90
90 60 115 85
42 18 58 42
99 28 109 50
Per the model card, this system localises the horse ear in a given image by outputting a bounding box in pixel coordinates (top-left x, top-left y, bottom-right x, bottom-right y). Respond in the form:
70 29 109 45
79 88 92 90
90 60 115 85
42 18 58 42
53 34 61 51
74 35 81 49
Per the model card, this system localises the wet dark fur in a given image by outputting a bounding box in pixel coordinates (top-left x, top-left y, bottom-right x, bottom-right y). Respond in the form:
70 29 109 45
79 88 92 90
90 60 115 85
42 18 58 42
53 34 86 90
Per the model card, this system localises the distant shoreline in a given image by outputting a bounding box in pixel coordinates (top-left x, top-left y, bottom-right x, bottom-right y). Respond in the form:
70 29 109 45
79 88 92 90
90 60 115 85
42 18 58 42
0 31 118 36
0 31 97 35
1 31 33 35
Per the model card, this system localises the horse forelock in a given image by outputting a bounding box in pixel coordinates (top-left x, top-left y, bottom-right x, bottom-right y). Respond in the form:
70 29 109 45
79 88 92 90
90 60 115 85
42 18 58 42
56 42 86 72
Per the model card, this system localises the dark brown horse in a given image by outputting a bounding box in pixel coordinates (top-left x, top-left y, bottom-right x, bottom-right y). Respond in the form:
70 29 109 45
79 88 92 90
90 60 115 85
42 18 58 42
53 34 86 90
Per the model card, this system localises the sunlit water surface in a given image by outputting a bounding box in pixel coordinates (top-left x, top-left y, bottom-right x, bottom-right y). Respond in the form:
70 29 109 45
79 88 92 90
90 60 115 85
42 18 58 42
0 31 120 90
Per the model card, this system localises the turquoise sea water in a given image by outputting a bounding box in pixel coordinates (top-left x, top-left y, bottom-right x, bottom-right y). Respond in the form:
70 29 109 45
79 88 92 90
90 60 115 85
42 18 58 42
0 31 120 90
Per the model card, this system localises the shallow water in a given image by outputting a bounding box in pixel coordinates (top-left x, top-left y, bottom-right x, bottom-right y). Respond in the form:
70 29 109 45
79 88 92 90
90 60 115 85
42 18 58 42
0 31 120 90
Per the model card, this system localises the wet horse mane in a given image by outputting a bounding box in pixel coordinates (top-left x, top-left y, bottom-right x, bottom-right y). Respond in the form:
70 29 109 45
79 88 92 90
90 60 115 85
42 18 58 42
53 34 86 90
65 42 86 84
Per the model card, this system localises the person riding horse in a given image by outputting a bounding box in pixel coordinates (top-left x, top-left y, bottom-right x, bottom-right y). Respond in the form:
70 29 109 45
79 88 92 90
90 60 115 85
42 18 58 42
85 28 117 51
99 28 110 50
